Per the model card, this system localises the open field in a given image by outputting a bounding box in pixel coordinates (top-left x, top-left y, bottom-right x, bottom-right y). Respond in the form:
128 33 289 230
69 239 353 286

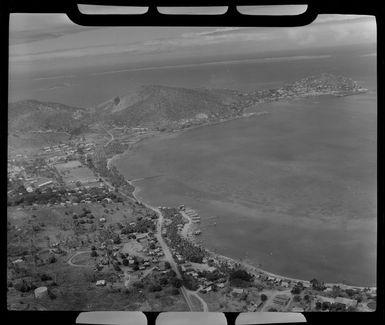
55 161 99 187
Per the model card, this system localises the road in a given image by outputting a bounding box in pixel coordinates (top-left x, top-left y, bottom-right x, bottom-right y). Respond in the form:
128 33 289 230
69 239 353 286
99 172 208 310
137 199 208 311
101 125 114 147
67 250 92 267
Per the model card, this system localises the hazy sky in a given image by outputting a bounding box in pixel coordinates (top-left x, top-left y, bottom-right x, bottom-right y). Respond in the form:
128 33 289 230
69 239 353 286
9 6 376 77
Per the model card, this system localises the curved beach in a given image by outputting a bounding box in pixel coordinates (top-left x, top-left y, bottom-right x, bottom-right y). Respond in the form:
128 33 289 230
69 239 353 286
112 93 376 288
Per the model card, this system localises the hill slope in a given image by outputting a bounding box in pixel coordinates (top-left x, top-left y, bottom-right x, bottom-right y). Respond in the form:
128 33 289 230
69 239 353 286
8 74 366 134
92 85 246 127
8 100 88 134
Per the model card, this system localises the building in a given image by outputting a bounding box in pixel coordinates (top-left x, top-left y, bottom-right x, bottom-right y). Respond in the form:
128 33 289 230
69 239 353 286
316 295 335 304
272 295 291 306
232 288 244 295
37 180 53 188
96 280 106 286
291 307 304 312
335 297 357 307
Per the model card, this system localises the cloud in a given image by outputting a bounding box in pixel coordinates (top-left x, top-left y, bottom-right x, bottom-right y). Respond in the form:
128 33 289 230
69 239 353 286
9 13 99 44
10 27 273 63
285 15 376 47
8 14 376 72
182 27 243 38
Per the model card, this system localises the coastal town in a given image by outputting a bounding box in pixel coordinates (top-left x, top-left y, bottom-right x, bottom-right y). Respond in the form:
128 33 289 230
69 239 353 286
7 74 376 311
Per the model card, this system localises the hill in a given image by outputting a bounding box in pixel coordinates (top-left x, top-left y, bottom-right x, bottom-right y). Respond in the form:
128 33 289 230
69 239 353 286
8 100 89 134
91 85 247 127
8 74 366 135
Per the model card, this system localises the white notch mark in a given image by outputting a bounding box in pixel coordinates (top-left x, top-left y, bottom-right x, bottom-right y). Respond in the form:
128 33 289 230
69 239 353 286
157 7 228 15
77 5 148 15
237 5 308 16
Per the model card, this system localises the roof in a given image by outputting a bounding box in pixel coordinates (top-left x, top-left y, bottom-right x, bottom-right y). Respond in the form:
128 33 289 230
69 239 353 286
335 297 357 306
232 288 244 294
316 295 335 304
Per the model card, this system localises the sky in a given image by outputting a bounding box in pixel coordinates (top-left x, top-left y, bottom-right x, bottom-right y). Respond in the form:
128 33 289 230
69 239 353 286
9 6 376 77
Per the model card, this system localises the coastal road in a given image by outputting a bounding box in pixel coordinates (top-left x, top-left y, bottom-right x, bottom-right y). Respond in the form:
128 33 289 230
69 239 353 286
100 169 208 310
136 197 208 311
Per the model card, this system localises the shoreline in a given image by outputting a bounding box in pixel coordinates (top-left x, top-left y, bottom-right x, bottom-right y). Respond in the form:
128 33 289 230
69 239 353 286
129 177 374 290
110 96 375 291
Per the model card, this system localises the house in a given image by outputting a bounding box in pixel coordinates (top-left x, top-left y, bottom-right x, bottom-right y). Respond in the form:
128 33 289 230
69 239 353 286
102 198 112 204
99 218 106 223
316 295 335 304
291 307 304 312
232 288 244 295
281 281 290 288
272 295 291 306
335 297 357 307
96 280 106 286
217 283 225 288
12 259 24 264
37 180 53 188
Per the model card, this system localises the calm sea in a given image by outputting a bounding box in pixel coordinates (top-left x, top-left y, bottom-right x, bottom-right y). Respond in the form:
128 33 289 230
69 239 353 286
114 92 377 286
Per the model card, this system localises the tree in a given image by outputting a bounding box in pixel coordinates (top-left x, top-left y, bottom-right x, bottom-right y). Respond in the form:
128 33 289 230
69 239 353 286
149 284 162 292
113 264 122 272
47 255 57 264
113 235 121 244
14 279 33 293
159 278 168 286
229 269 253 282
293 295 301 302
91 250 98 257
260 294 268 302
291 285 302 294
322 301 331 310
133 281 144 289
170 278 182 288
168 270 176 278
310 278 325 291
164 261 171 269
122 259 129 266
